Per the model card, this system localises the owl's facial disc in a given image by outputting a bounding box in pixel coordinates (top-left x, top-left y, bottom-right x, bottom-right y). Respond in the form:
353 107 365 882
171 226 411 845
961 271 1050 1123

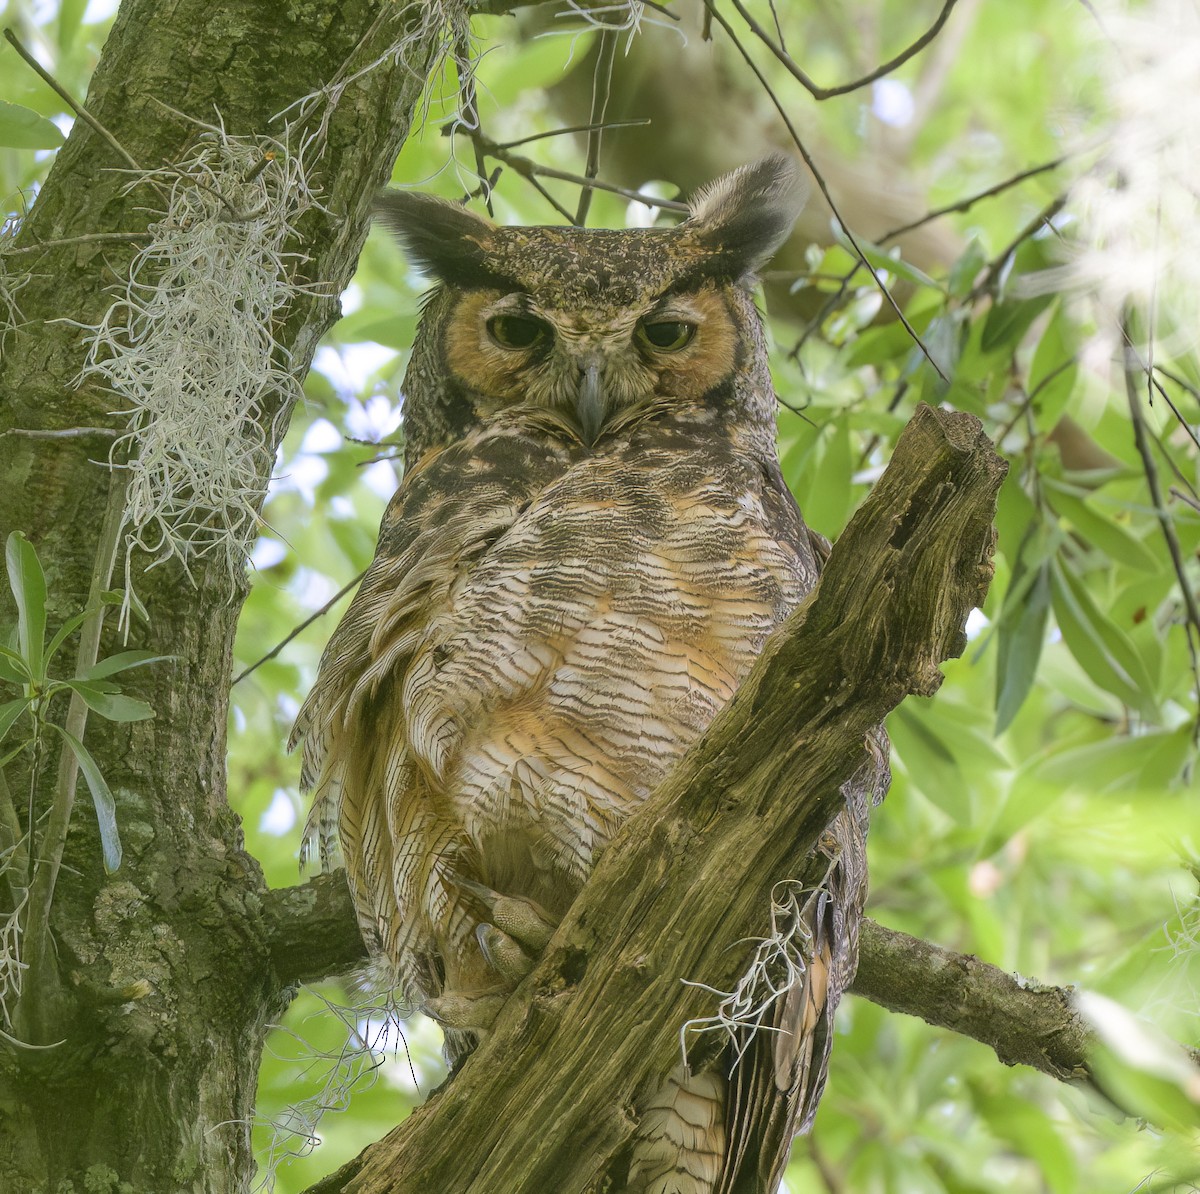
443 285 740 444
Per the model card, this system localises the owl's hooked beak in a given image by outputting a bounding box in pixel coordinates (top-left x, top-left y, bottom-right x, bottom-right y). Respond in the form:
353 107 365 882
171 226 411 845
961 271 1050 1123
574 361 610 447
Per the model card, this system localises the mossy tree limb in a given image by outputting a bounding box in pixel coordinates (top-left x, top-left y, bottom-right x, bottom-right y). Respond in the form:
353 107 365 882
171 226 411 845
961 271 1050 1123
0 2 451 1188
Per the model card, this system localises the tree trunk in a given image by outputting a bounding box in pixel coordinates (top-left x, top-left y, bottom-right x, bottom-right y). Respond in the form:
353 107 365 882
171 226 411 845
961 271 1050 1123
0 2 445 1188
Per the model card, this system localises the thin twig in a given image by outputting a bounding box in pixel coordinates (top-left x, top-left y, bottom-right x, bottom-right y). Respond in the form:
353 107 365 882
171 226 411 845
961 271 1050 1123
789 157 1071 360
637 0 680 19
1171 487 1200 514
0 231 154 256
1153 363 1200 408
523 173 578 224
575 28 618 226
1149 365 1200 453
978 357 1077 465
469 132 689 213
726 0 960 101
881 157 1068 243
968 195 1066 303
1121 313 1200 745
454 34 493 218
702 0 948 382
232 570 365 687
3 28 143 174
0 427 119 441
493 119 649 151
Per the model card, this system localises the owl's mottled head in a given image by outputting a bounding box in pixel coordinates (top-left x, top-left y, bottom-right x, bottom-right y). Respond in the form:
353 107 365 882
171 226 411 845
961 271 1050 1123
377 155 804 448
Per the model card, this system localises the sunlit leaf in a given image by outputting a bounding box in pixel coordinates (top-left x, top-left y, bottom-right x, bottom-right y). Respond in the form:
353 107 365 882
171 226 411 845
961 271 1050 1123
0 100 65 149
50 724 122 873
64 680 154 722
975 1085 1078 1194
947 238 987 298
1045 483 1160 572
981 294 1053 352
1027 301 1077 422
85 651 174 680
830 223 941 290
5 532 47 682
0 698 27 743
1031 725 1192 792
995 551 1051 733
1050 556 1159 718
1079 991 1200 1131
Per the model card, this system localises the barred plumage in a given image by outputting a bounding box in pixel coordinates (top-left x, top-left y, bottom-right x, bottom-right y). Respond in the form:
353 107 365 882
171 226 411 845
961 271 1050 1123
292 154 885 1191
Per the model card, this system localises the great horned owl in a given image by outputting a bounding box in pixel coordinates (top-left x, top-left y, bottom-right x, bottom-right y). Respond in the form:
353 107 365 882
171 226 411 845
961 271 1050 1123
292 155 882 1192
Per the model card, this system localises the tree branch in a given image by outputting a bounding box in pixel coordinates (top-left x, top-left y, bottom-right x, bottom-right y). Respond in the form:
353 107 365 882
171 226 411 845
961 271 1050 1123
851 920 1092 1081
264 879 1104 1087
293 405 1007 1193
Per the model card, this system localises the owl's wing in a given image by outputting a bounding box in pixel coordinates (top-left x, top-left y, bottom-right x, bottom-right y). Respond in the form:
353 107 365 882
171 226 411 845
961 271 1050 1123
716 734 889 1194
289 426 571 964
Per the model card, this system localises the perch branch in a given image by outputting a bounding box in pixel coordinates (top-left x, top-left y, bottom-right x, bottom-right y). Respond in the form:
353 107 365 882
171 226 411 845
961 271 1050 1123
263 883 1112 1087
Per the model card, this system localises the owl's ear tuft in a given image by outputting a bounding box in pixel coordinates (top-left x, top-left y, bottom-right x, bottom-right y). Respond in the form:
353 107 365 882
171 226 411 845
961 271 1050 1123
374 191 497 286
686 154 807 276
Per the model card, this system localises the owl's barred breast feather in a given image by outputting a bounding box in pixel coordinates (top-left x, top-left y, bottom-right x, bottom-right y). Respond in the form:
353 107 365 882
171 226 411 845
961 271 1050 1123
293 153 883 1193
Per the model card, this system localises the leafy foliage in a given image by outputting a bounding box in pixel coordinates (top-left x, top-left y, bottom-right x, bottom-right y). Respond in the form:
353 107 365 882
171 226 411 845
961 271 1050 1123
0 532 167 876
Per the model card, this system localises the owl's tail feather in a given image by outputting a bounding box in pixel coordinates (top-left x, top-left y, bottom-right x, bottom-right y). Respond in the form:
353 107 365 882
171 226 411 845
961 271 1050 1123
625 1066 727 1194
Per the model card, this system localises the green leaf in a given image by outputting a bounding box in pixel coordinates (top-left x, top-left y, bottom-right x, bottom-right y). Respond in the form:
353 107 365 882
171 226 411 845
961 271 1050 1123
1031 725 1192 792
85 651 174 680
0 643 30 685
50 724 122 873
1080 991 1200 1131
974 1086 1077 1194
947 238 987 298
1045 484 1159 572
800 416 853 538
995 554 1051 733
43 608 97 669
1026 301 1077 421
830 224 941 290
0 698 27 744
0 100 66 150
63 681 154 723
981 294 1053 352
888 703 970 823
57 0 88 52
918 314 963 400
843 320 914 368
5 532 47 682
1049 557 1159 719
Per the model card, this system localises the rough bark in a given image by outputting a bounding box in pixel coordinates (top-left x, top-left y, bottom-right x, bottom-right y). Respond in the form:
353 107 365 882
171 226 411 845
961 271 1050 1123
0 2 446 1189
304 405 1008 1193
265 884 1106 1089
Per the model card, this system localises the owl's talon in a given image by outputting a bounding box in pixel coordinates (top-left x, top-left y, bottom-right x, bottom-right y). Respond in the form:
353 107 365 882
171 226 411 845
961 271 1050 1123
423 991 506 1032
477 923 535 986
454 877 557 952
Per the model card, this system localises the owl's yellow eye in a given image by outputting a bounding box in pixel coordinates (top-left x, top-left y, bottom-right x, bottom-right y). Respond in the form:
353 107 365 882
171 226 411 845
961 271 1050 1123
487 315 548 350
637 320 696 352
